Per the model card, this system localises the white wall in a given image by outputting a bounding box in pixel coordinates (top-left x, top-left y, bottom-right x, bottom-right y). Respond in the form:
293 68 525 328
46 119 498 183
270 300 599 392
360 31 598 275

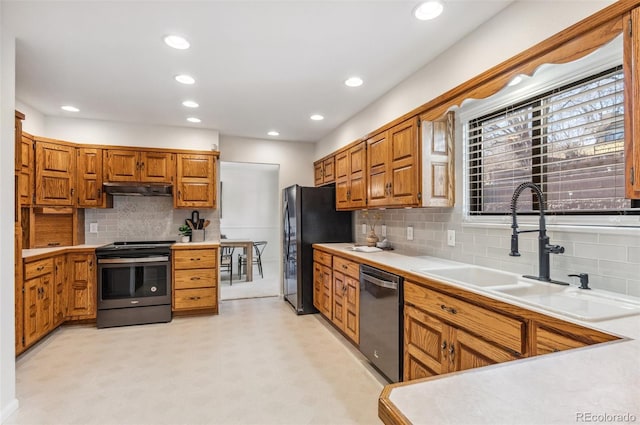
38 115 219 151
220 135 314 190
0 28 19 423
15 100 44 135
316 1 616 158
220 162 279 262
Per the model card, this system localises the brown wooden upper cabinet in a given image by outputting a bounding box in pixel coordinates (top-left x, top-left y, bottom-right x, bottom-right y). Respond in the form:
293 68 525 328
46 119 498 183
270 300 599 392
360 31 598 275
367 117 420 208
420 111 455 207
175 153 216 208
77 147 111 208
103 149 174 183
625 6 640 199
314 156 335 186
18 132 34 207
34 139 76 206
336 141 367 210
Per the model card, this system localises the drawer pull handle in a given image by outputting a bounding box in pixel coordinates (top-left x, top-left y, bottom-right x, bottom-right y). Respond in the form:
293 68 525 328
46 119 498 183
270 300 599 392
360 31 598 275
191 277 201 280
441 341 447 351
190 258 200 261
449 345 455 363
189 296 201 301
440 304 457 315
36 265 45 271
342 264 348 269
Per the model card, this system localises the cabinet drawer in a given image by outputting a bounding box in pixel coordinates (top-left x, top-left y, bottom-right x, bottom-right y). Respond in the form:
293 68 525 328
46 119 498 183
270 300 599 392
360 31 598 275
174 288 217 310
333 256 359 279
24 258 53 280
173 249 217 270
313 250 332 267
405 281 525 354
174 269 217 289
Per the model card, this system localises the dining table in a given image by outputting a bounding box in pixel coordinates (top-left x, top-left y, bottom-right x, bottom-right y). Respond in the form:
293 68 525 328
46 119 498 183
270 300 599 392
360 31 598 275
220 239 255 282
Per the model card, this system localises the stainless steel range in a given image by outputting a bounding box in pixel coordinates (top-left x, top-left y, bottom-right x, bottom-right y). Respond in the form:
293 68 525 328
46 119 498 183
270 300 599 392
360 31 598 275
96 241 174 328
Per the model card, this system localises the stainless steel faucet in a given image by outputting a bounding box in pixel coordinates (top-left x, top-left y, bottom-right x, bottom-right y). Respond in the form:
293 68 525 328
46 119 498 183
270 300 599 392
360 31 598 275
509 182 568 285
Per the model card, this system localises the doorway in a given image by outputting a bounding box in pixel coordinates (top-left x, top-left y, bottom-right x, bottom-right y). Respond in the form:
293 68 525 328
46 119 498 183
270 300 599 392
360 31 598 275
219 161 280 300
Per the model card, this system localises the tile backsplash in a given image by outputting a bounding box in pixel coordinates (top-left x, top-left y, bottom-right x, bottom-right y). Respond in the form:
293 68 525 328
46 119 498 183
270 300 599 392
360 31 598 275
84 196 220 244
355 208 640 297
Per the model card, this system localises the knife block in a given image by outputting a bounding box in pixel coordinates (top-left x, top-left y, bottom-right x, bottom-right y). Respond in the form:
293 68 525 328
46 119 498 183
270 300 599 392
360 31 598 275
191 229 205 242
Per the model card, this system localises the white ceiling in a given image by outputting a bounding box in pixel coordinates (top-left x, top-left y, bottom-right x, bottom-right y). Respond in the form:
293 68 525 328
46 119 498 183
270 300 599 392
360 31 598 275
5 0 514 143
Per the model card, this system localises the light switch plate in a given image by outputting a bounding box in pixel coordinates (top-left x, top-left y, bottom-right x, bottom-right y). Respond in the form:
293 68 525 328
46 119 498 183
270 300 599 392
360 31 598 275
447 230 455 247
407 226 414 241
362 223 367 235
89 222 98 233
381 224 387 237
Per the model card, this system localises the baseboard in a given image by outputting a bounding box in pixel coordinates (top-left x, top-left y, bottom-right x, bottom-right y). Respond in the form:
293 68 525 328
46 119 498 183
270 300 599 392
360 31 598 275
1 398 19 423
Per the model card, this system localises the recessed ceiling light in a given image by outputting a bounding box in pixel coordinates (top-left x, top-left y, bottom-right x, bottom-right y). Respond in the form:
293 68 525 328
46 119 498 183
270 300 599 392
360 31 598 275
187 117 201 123
61 105 79 112
413 0 444 20
310 114 324 121
267 131 280 136
175 74 195 85
164 35 190 50
182 100 199 108
345 77 363 87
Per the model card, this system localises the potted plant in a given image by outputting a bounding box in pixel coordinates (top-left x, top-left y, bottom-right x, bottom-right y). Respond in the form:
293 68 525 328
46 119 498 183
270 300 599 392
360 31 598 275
178 224 191 243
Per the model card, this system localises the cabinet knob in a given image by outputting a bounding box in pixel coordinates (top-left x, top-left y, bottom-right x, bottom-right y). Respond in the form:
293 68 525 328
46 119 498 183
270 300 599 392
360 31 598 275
36 265 44 271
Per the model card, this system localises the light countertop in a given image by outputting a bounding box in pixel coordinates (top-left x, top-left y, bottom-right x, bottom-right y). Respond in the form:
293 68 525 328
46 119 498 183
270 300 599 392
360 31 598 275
22 244 106 259
314 243 640 425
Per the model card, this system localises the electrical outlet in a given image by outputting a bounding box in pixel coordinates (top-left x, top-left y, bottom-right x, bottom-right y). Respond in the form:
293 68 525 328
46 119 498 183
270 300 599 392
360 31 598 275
447 229 455 247
89 222 99 233
362 223 367 235
407 226 414 241
381 224 387 237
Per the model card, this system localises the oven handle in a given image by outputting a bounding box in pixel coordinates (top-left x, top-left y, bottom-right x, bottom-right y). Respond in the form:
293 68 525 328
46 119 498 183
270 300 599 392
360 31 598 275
98 256 169 264
361 273 398 290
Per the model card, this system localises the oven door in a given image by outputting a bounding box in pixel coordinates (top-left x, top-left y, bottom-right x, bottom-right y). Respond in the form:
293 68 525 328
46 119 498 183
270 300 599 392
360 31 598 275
98 256 171 309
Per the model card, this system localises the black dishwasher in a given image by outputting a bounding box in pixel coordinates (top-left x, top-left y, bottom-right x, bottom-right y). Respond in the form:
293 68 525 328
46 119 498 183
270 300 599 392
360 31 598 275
359 264 403 383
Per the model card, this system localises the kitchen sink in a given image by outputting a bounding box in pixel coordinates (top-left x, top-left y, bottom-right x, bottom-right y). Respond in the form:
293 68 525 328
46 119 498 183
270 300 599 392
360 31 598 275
493 285 640 321
413 266 522 287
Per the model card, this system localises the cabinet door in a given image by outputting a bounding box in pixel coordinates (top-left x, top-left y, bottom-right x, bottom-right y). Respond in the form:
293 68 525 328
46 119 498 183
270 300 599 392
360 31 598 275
323 156 335 183
450 327 519 373
19 133 34 206
38 273 53 335
35 141 76 206
388 118 419 207
140 151 174 183
77 147 105 208
67 254 96 319
104 149 139 182
335 150 350 209
314 161 324 186
332 271 347 330
344 274 359 344
23 278 40 347
53 255 67 327
320 264 333 318
367 131 389 207
348 142 367 208
313 262 323 312
15 111 24 172
404 305 447 381
175 154 216 208
421 112 455 207
15 224 24 354
624 7 640 198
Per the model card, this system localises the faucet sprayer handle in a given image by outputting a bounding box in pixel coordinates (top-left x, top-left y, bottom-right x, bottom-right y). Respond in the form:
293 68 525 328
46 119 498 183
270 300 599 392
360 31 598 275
509 229 520 256
546 244 565 254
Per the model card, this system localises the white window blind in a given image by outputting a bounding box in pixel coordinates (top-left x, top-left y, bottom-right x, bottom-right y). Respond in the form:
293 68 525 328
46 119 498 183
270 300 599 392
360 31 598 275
468 66 633 215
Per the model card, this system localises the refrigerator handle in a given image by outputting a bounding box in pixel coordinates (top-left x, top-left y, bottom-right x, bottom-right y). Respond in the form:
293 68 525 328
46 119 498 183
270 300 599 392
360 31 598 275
283 201 290 261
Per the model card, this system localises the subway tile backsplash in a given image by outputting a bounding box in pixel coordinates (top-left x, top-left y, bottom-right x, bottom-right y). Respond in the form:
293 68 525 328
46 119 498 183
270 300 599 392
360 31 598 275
355 208 640 296
84 196 220 245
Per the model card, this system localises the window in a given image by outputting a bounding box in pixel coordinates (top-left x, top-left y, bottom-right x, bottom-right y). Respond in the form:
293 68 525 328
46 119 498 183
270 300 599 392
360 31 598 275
468 66 633 215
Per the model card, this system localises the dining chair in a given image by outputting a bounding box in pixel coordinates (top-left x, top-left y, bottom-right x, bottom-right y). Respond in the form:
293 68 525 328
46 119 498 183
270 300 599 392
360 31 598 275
220 246 235 285
237 241 267 279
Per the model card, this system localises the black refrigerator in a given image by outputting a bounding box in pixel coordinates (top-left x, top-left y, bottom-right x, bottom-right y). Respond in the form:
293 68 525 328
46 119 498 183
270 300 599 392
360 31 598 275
283 185 353 314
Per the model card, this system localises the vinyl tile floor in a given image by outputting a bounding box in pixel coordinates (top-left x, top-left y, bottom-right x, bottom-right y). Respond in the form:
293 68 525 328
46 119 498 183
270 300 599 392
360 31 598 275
220 260 280 301
7 297 386 425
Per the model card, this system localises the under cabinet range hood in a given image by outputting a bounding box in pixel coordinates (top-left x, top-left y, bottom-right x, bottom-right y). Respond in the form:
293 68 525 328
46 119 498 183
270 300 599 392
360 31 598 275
103 182 173 196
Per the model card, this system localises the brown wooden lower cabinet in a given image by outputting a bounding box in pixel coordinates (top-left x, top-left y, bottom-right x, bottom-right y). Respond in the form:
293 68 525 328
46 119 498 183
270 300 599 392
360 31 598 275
53 254 67 327
66 253 97 320
172 246 219 314
22 257 54 349
313 261 332 317
531 319 617 355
